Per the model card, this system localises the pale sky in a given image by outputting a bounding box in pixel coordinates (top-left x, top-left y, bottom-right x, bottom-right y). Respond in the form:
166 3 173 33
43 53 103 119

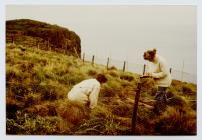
6 5 197 81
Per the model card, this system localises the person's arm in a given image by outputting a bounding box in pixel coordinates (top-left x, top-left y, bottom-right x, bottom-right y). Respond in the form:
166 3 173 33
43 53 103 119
151 61 168 79
89 85 100 109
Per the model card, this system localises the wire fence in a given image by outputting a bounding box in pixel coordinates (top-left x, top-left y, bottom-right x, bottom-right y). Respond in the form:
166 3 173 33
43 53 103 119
83 53 197 84
6 39 196 84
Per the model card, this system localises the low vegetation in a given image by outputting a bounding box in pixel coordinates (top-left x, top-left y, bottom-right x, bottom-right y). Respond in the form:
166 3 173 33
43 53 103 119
6 43 196 135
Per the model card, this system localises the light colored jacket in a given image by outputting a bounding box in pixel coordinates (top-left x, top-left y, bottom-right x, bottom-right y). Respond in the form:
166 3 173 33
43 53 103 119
67 79 100 109
148 54 172 87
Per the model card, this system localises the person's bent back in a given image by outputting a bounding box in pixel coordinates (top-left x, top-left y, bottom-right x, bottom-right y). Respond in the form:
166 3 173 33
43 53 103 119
67 74 107 109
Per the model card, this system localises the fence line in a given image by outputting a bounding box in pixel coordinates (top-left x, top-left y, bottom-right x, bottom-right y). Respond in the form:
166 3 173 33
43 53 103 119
82 53 196 84
6 39 196 84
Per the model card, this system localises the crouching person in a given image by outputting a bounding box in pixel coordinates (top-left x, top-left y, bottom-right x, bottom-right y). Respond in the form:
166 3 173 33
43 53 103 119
143 48 172 114
67 74 108 109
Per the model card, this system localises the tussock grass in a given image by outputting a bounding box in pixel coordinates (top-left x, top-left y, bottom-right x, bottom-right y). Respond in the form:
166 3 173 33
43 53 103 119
155 106 196 135
56 99 90 125
6 43 197 135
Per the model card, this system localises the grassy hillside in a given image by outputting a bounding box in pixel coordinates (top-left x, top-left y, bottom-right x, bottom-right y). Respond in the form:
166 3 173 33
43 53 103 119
6 19 81 57
6 43 196 135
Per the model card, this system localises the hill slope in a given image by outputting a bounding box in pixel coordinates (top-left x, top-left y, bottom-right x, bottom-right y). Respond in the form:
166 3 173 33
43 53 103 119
6 19 81 57
6 43 196 135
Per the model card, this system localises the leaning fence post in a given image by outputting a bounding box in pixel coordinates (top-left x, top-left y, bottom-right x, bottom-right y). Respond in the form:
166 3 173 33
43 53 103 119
123 61 126 72
131 76 149 134
106 57 110 70
143 64 146 75
131 78 142 134
92 55 95 66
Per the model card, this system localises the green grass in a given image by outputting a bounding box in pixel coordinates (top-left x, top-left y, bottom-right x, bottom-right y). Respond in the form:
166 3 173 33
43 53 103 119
6 43 197 135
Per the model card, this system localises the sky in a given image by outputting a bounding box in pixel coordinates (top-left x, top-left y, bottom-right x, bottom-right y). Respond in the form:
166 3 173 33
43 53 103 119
6 5 197 81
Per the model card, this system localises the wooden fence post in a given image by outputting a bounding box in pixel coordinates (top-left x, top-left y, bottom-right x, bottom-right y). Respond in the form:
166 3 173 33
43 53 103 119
170 68 172 74
83 53 85 64
123 61 126 72
92 55 95 66
143 64 146 75
106 57 110 70
131 79 142 134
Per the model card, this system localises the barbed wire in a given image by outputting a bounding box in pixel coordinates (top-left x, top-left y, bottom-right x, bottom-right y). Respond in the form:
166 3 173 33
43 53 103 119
83 53 196 84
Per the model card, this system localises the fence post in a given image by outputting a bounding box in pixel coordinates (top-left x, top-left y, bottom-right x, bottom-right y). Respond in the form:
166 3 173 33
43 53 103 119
123 61 126 72
92 55 95 66
143 64 146 75
131 78 142 134
169 68 172 74
106 57 110 70
82 53 85 64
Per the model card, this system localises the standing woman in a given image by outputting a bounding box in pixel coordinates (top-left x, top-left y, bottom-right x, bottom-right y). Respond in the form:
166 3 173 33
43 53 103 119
143 48 172 114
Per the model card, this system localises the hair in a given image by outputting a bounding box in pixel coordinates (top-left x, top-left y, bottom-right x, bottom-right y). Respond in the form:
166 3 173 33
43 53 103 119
96 74 108 84
143 48 157 62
